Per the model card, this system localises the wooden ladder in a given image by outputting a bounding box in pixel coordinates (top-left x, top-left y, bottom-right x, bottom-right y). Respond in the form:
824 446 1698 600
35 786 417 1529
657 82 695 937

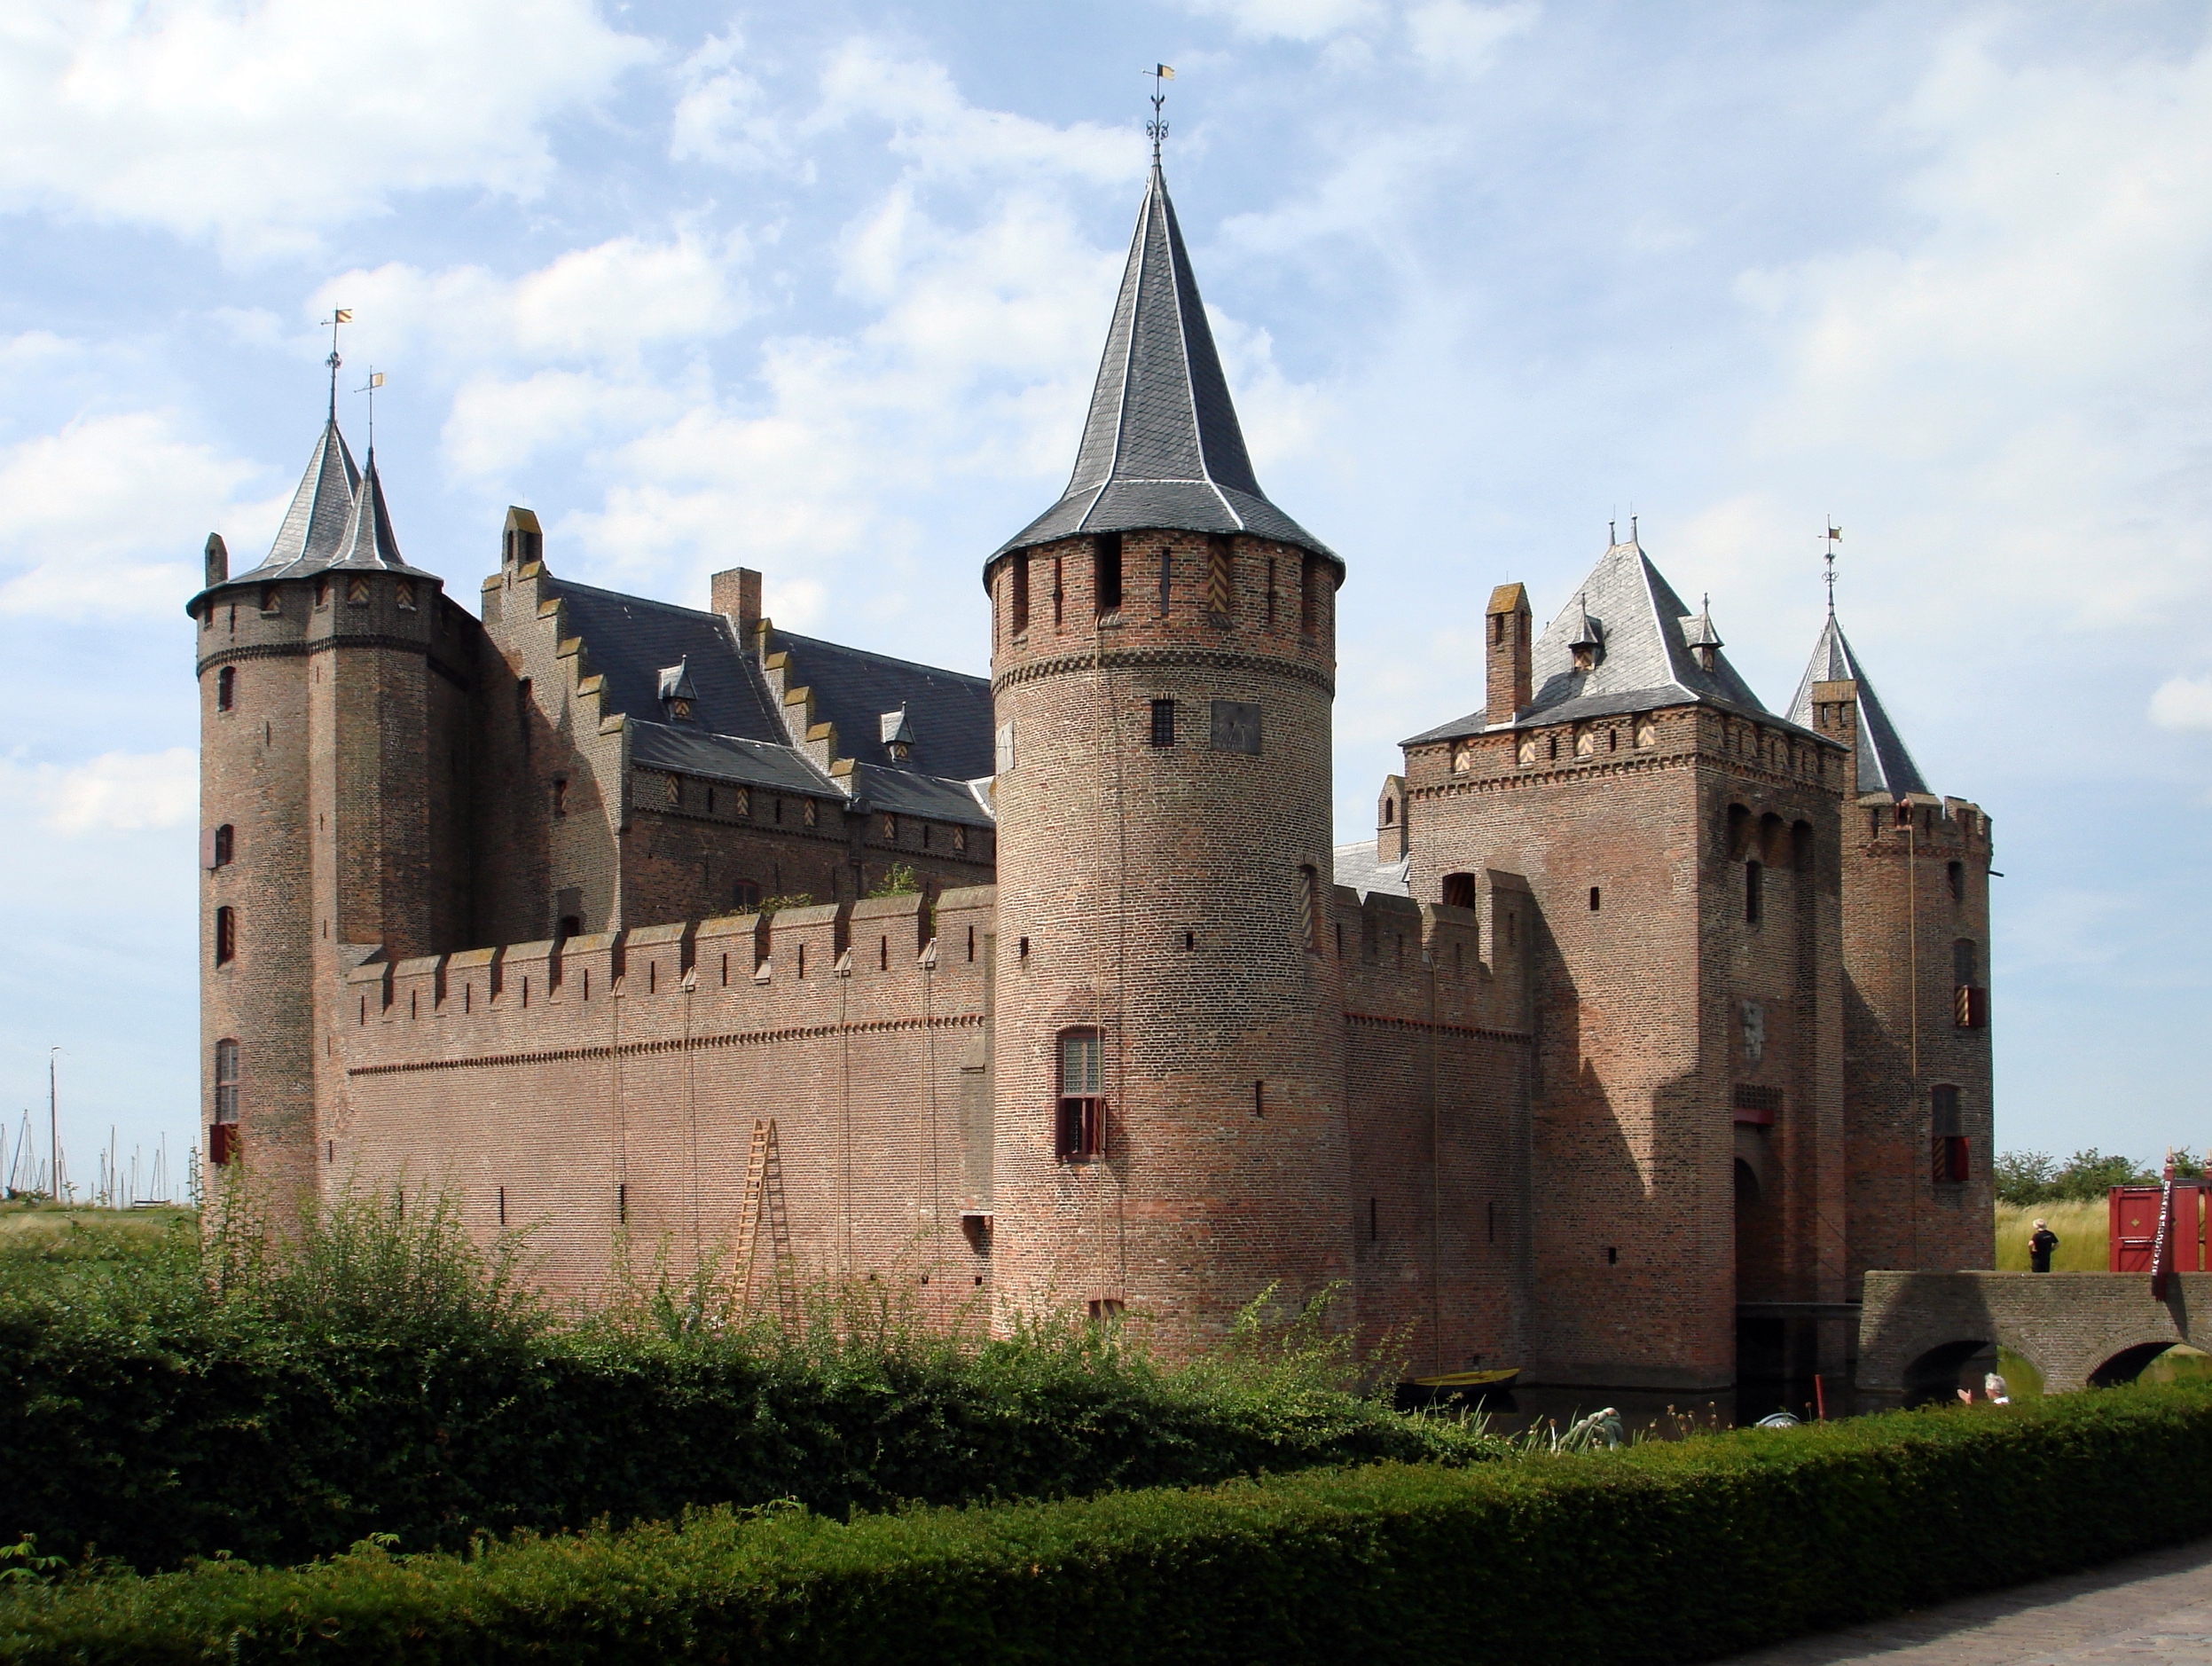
734 1118 799 1326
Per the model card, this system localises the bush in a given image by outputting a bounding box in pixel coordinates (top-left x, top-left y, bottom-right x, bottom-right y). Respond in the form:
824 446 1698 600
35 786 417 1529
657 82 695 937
7 1382 2212 1665
0 1185 1487 1573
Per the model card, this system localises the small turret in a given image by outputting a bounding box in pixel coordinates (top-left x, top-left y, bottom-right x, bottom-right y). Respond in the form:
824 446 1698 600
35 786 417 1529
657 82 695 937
204 533 229 589
1682 597 1723 674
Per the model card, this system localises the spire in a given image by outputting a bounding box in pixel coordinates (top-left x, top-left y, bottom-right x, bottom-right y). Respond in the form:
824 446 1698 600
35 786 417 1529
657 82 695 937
255 418 361 575
331 450 405 569
991 163 1336 568
1786 614 1928 798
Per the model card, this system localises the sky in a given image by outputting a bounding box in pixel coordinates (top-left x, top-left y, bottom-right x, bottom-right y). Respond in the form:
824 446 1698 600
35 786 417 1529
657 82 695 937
2 0 2208 1194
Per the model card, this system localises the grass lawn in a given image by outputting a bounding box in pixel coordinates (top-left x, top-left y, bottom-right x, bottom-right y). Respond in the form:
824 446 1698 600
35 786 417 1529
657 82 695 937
1994 1199 2106 1271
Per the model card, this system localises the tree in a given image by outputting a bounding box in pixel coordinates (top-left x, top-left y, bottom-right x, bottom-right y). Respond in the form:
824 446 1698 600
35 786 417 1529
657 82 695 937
1994 1150 2057 1207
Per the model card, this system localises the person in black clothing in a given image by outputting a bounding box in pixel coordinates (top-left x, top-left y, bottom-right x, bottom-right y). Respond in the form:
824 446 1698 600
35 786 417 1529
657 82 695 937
2029 1219 2059 1272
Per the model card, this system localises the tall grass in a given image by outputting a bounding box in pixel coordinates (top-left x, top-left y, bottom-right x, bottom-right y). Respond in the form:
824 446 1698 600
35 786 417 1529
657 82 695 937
1994 1199 2106 1270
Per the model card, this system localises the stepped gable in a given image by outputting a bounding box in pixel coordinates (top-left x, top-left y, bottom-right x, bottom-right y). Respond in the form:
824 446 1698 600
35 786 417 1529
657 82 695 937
1401 533 1795 744
991 161 1337 569
766 629 994 783
1786 613 1929 798
239 418 363 580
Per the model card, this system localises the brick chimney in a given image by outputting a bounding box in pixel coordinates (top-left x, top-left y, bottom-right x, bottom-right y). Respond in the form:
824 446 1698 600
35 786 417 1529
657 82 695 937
1486 582 1532 725
1809 679 1858 797
711 567 763 652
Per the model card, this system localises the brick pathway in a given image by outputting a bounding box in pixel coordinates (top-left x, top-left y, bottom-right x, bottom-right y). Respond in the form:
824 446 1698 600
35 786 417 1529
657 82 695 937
1711 1538 2212 1664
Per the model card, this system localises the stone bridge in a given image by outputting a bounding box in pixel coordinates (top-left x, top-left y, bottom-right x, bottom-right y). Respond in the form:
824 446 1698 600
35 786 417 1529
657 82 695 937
1857 1271 2212 1403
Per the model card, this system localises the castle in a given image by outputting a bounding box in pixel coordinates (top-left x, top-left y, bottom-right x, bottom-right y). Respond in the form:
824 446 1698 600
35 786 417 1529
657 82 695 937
191 161 1994 1389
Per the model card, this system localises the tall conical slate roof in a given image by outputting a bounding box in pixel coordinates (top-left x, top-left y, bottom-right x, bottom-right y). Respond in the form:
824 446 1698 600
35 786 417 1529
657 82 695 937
244 418 361 579
1786 614 1929 798
992 162 1336 568
329 451 412 570
1402 534 1789 744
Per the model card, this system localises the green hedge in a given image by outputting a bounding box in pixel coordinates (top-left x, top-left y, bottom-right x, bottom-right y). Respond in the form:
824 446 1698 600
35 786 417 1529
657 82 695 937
8 1381 2212 1665
0 1203 1485 1571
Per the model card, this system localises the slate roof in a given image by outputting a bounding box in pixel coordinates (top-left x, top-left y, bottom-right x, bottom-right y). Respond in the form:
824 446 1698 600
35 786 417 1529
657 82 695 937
769 630 994 782
237 419 361 580
327 452 434 577
629 720 841 796
549 580 788 743
1402 537 1807 746
1332 841 1412 900
1785 614 1930 798
843 761 996 828
992 162 1337 570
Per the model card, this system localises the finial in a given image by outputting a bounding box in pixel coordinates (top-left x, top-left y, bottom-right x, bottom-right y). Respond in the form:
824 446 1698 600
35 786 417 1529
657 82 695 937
1824 521 1842 617
1609 518 1616 545
1630 513 1638 543
356 369 385 458
1147 64 1173 164
321 308 352 419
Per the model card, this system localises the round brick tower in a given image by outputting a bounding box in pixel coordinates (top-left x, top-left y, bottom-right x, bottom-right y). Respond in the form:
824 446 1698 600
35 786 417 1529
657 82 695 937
190 412 460 1214
984 161 1352 1348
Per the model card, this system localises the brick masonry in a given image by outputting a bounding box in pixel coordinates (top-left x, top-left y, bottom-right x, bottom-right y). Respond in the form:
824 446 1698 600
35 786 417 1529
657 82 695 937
1858 1271 2208 1396
192 514 1992 1387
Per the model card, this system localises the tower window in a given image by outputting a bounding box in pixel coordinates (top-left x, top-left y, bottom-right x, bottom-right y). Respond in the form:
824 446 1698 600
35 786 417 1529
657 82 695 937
1010 554 1030 636
1588 886 1601 912
259 586 280 615
315 578 330 609
1053 556 1064 628
347 577 370 605
1150 698 1176 748
1948 860 1965 904
396 581 416 610
210 824 233 868
1298 864 1320 952
1441 873 1476 909
213 1040 239 1124
1094 532 1123 617
553 778 568 817
516 680 532 758
1265 556 1277 625
1057 1027 1104 1159
214 906 236 965
1931 1085 1969 1183
1157 548 1172 617
733 880 761 912
216 666 236 711
1300 555 1318 634
1953 938 1978 985
1745 861 1763 924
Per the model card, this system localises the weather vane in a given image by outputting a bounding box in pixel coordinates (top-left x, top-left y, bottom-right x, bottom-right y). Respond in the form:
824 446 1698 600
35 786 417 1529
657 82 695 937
320 308 352 417
1147 64 1173 163
355 369 385 454
1824 520 1842 617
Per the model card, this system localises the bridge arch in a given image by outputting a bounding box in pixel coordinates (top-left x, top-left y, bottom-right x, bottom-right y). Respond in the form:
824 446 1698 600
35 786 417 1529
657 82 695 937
1858 1272 2210 1401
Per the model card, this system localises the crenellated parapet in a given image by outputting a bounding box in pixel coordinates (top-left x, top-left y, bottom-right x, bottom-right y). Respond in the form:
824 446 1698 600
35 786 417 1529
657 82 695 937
1330 877 1532 1039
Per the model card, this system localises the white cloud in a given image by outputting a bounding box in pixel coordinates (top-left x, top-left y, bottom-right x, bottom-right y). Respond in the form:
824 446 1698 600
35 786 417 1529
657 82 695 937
315 232 750 372
443 369 685 477
1406 2 1538 75
0 413 281 617
2151 674 2212 734
671 29 779 170
0 0 655 256
9 747 199 834
808 41 1132 181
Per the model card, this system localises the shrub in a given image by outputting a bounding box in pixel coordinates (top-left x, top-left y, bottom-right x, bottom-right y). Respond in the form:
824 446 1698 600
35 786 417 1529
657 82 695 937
0 1189 1487 1573
6 1383 2212 1665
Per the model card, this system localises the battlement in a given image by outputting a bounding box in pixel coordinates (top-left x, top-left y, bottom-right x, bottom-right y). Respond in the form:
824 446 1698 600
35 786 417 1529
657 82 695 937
336 888 998 1076
1330 873 1532 1038
1854 791 1994 853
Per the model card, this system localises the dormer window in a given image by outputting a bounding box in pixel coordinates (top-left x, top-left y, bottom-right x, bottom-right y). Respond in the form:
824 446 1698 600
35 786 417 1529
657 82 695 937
881 703 916 763
1570 599 1603 674
656 657 699 723
1683 596 1723 674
